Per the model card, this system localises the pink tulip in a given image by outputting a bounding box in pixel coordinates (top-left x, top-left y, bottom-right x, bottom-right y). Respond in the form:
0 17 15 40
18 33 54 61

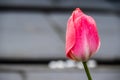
66 8 100 62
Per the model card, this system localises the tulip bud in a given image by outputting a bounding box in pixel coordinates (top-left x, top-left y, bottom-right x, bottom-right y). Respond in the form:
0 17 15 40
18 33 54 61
66 8 100 62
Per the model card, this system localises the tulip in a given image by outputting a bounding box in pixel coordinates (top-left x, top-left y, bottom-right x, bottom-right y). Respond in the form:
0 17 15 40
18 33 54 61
66 8 100 62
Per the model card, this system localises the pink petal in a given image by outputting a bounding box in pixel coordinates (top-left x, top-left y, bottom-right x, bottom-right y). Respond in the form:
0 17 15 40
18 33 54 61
66 14 76 59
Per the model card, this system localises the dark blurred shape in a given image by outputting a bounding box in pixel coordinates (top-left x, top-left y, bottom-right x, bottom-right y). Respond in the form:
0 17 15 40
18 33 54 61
0 0 120 13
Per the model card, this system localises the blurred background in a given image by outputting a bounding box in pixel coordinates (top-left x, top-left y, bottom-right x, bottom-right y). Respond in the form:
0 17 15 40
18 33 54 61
0 0 120 80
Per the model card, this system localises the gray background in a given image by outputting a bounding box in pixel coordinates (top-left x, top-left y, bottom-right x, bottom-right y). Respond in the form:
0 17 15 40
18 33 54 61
0 0 120 80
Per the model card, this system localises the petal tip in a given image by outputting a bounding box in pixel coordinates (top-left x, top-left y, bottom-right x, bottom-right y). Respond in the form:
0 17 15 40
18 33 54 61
75 8 83 13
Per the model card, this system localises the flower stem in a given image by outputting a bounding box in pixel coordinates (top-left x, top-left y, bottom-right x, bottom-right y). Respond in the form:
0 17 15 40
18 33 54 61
82 62 92 80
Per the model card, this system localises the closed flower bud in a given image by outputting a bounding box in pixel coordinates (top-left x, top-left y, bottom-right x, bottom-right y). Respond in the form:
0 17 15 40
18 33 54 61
66 8 100 62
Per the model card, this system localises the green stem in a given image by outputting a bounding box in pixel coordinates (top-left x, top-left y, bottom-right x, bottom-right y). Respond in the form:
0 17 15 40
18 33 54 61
82 62 92 80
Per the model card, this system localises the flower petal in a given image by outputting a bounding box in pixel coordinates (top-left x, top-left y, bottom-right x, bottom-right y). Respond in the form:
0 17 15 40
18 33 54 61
81 15 100 58
71 15 86 61
66 15 76 59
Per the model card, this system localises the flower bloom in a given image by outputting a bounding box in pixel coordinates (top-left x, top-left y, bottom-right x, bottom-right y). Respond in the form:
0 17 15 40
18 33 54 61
66 8 100 62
